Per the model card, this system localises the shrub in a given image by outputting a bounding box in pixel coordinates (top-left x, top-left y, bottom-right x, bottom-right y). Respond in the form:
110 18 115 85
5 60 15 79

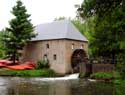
113 71 121 79
79 72 85 78
113 79 123 85
36 60 49 69
79 72 92 78
115 63 125 79
90 72 114 79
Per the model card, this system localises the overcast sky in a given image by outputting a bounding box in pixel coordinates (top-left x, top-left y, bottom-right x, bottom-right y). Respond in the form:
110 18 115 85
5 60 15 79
0 0 83 30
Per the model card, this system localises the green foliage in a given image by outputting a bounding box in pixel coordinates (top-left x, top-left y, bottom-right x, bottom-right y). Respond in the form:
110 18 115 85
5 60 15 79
71 19 85 35
113 54 125 79
78 0 122 18
0 69 56 77
113 80 125 95
79 72 92 78
79 72 85 78
54 16 67 21
90 72 114 79
90 72 121 79
2 0 36 63
78 0 125 57
115 64 125 79
81 17 96 55
113 79 124 85
0 31 5 58
116 67 125 79
36 60 49 69
113 71 122 79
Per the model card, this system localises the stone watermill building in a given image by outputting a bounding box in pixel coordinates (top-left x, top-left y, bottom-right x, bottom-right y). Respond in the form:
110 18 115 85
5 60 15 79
21 20 88 74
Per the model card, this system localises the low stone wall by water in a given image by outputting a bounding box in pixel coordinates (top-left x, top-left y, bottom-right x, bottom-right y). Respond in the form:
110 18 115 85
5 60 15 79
80 63 114 74
92 64 114 73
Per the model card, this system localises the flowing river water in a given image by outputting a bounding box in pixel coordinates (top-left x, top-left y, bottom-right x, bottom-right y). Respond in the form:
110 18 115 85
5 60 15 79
0 74 124 95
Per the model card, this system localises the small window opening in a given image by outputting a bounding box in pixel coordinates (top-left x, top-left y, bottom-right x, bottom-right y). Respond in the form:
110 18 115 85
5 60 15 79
46 44 49 49
72 44 74 49
53 54 57 60
44 54 47 59
43 54 49 63
44 54 47 57
81 44 84 49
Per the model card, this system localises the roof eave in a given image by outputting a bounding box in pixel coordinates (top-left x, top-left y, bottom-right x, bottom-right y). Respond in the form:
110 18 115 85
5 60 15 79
31 38 88 42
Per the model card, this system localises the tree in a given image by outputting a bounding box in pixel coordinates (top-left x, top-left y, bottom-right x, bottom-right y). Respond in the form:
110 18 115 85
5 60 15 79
0 30 5 58
54 17 67 21
3 0 36 64
78 0 125 61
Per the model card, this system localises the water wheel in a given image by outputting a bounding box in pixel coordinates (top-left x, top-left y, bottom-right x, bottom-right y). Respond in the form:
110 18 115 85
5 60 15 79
71 49 87 73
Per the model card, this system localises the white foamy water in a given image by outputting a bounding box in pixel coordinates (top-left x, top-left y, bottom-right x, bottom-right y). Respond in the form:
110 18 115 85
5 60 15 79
64 73 79 79
34 73 79 81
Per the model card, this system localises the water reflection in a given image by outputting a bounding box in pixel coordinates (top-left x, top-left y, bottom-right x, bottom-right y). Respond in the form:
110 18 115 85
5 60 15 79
0 77 10 95
0 77 123 95
6 78 73 95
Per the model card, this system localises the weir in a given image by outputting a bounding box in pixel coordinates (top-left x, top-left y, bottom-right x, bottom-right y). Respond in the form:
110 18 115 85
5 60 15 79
35 73 79 81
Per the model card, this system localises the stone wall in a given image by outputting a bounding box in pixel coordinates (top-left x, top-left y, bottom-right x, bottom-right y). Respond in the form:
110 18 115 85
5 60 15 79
92 64 114 73
64 40 88 73
21 39 88 74
21 40 66 74
80 63 114 74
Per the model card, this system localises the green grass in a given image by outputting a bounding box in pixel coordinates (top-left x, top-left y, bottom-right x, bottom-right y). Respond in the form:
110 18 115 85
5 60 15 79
0 69 56 77
113 80 125 95
90 71 121 79
113 79 125 85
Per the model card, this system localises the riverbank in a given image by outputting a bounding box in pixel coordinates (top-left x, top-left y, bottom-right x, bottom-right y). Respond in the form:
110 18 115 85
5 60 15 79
80 71 125 85
0 68 57 77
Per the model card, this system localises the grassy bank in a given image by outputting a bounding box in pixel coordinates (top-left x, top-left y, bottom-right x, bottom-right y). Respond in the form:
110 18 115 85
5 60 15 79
80 71 121 79
79 71 124 82
0 69 57 77
90 71 121 80
113 80 125 95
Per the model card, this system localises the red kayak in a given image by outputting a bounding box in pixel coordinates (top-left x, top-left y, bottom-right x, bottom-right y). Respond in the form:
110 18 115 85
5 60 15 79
0 60 13 68
0 59 36 70
6 62 36 70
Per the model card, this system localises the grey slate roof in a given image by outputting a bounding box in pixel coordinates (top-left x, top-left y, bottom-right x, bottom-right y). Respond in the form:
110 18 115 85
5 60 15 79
32 20 88 42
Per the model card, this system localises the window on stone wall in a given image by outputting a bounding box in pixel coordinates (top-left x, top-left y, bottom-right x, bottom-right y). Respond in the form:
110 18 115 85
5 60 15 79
46 44 49 49
53 54 57 60
81 44 84 49
72 43 74 49
44 54 47 57
43 54 49 64
44 54 47 60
